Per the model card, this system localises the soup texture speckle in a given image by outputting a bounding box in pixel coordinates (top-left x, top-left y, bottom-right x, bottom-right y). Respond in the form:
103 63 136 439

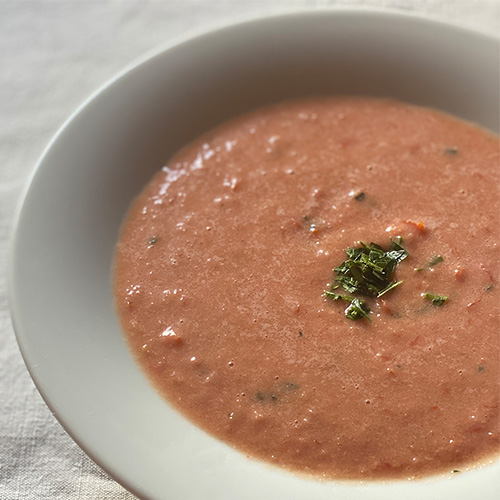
114 98 500 479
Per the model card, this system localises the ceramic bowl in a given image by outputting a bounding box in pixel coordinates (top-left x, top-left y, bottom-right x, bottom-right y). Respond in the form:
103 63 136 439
9 9 500 500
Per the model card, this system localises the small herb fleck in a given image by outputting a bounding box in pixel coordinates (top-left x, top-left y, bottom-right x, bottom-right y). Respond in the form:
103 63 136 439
324 292 372 322
324 291 354 302
377 280 403 297
428 255 444 267
423 293 448 306
298 330 303 337
354 191 365 201
255 391 279 403
148 236 158 245
444 148 458 155
451 469 461 474
345 297 372 322
478 365 486 372
484 284 494 292
283 382 299 391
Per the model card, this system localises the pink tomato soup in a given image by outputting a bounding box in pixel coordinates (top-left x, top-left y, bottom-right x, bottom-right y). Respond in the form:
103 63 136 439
114 98 500 479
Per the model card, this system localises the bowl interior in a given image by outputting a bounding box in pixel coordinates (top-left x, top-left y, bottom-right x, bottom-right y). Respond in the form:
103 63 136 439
10 10 500 500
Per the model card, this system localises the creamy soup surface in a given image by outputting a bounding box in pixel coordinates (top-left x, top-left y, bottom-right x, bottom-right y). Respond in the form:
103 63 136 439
114 98 500 479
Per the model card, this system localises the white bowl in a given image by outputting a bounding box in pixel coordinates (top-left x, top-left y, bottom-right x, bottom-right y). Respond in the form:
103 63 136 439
9 9 500 500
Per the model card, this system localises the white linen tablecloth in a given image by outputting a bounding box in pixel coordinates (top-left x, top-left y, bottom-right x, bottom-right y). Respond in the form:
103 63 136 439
1 1 498 498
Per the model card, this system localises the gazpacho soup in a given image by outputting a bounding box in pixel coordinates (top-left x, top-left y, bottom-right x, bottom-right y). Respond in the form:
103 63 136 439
114 97 500 480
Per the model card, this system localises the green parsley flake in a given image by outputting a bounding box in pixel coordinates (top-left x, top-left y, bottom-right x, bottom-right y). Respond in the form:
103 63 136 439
324 292 372 323
428 255 444 267
423 293 448 306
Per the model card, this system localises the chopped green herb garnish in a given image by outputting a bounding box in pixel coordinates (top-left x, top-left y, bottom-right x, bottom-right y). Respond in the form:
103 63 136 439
325 239 408 322
484 284 494 292
428 255 444 267
345 297 372 322
332 239 408 298
148 236 158 245
445 148 458 155
377 280 403 297
303 215 310 222
354 191 365 201
324 292 372 322
423 293 448 306
478 365 486 372
451 469 461 474
324 291 356 302
298 330 304 337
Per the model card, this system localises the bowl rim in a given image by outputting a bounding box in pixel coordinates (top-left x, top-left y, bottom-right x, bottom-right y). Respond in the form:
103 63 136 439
8 7 500 500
